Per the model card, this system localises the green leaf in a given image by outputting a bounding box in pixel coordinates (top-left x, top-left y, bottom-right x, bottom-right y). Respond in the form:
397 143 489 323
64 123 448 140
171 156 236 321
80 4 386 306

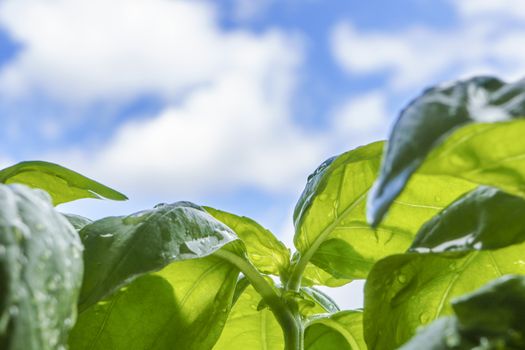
368 76 525 226
398 317 467 350
410 186 525 253
63 213 93 232
214 282 339 350
452 274 525 344
304 311 366 350
204 207 290 276
77 201 241 311
293 141 472 285
364 242 525 350
213 284 284 350
400 275 525 349
301 263 352 287
0 161 127 205
70 202 248 349
0 184 83 350
70 254 239 350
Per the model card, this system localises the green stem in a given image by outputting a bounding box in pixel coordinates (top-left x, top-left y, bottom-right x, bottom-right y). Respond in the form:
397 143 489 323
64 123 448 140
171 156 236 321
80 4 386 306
215 249 303 350
287 246 321 293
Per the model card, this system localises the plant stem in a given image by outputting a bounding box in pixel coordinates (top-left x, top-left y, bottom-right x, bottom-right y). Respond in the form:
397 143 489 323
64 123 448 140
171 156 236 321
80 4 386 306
215 249 303 350
286 251 313 292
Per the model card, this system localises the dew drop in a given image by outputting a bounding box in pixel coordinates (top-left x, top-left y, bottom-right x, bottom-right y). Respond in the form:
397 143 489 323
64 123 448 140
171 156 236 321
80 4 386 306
419 312 431 324
445 331 461 347
9 306 19 317
318 194 328 201
397 274 407 284
250 254 263 262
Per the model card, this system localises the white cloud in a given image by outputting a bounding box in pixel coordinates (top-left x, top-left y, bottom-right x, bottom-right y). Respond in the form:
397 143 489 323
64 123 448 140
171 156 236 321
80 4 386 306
316 280 365 310
331 91 389 146
69 69 327 197
454 0 525 20
0 0 291 104
330 7 525 91
0 0 334 198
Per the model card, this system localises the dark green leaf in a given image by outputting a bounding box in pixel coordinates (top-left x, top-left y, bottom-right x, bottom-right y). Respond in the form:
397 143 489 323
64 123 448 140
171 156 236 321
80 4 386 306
400 275 525 349
452 274 525 343
368 76 525 226
304 311 365 350
205 207 290 276
294 141 472 285
77 201 241 311
0 161 127 205
411 186 525 253
0 184 83 350
364 243 525 350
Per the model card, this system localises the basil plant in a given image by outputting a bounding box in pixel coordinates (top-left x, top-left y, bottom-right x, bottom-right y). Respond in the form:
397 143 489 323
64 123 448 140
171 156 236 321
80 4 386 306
2 76 525 350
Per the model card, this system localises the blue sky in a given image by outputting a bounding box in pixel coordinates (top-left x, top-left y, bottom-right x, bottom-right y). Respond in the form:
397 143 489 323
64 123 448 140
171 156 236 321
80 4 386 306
1 0 525 308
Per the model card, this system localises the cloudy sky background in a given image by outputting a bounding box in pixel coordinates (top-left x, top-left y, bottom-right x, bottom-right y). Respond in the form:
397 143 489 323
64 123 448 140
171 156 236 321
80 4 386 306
1 0 525 309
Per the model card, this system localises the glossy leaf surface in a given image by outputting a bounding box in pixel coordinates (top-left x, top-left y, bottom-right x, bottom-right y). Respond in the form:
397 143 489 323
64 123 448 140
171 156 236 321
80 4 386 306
0 184 83 350
205 207 290 275
368 76 525 226
304 311 365 350
77 202 240 310
0 161 127 205
364 242 525 349
70 254 239 350
294 141 472 285
411 186 525 253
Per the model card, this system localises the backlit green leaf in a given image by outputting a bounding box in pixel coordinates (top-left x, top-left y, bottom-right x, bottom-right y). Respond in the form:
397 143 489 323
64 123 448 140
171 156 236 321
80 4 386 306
70 253 239 350
69 201 246 349
0 161 127 205
0 184 83 350
304 311 365 350
214 282 338 350
293 141 472 285
368 77 525 226
205 207 290 276
364 242 525 349
213 284 284 350
410 186 525 253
